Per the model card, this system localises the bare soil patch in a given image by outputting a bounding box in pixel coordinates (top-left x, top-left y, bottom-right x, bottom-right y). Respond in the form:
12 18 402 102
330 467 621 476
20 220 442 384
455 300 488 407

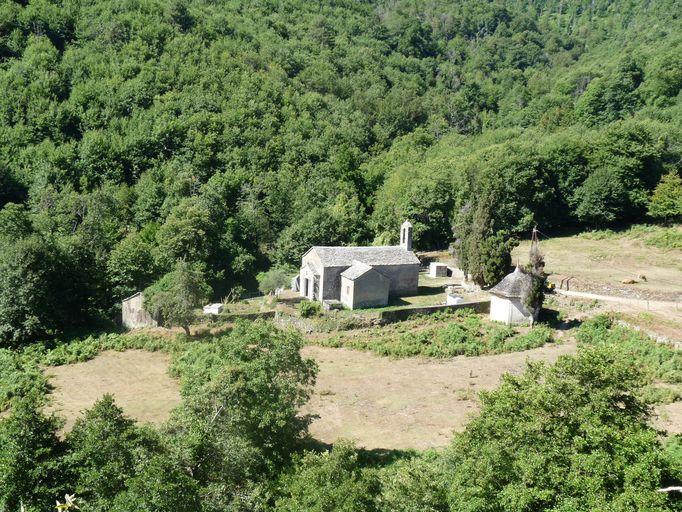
46 350 181 432
655 401 682 435
301 342 577 450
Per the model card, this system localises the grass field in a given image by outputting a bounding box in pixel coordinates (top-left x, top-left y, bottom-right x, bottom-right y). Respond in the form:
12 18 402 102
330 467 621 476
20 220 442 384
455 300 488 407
43 307 681 449
513 225 682 341
513 225 682 300
44 338 574 448
46 350 180 432
301 342 577 449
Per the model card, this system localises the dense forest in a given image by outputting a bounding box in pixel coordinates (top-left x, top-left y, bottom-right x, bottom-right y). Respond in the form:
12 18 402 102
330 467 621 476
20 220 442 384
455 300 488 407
0 0 681 343
1 2 682 511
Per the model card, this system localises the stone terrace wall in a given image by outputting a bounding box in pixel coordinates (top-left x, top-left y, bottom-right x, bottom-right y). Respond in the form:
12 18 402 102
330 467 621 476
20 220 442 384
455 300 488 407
378 299 490 324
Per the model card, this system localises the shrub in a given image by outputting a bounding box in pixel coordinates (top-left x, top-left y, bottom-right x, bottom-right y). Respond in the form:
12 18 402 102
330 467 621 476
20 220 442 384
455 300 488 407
0 350 47 411
577 315 682 395
320 312 553 359
378 452 449 512
299 300 322 318
275 442 380 512
645 227 682 250
448 347 672 511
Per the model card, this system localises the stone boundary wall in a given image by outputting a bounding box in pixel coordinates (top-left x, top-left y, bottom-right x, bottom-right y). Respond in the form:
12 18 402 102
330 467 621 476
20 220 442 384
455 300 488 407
377 299 490 324
222 311 277 322
616 320 681 350
273 312 380 334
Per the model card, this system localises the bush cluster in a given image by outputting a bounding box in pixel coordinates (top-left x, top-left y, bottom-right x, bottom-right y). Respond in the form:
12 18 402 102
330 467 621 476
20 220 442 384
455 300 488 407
319 310 554 358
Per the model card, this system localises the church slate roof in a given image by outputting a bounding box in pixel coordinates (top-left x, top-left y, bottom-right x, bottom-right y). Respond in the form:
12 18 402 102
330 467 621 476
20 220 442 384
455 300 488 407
340 261 376 280
489 266 532 299
310 246 420 267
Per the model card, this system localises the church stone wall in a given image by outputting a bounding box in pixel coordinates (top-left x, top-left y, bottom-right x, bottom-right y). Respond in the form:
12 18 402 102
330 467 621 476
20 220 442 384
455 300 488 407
320 266 347 301
341 271 390 309
372 264 419 295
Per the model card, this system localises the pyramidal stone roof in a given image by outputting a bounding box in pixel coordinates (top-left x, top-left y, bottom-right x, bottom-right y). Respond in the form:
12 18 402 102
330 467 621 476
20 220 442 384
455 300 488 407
310 246 420 267
489 266 533 299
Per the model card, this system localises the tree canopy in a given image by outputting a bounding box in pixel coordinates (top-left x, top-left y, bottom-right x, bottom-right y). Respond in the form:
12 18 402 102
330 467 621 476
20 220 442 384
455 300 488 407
0 0 679 341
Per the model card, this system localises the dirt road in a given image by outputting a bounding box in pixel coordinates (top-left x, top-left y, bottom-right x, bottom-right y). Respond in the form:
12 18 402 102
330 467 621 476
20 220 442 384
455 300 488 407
556 289 681 315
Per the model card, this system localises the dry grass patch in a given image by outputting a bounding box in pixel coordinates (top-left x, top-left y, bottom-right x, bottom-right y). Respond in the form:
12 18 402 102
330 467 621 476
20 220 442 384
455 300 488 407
46 349 181 432
301 342 577 450
513 226 682 301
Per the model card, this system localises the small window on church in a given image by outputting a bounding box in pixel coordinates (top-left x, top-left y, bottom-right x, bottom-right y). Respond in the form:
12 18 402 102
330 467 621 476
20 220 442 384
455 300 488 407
346 286 350 295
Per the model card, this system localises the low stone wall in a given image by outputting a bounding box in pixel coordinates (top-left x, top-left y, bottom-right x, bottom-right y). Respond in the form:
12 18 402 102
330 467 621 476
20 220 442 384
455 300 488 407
378 299 490 324
274 311 380 334
616 319 681 349
221 310 277 322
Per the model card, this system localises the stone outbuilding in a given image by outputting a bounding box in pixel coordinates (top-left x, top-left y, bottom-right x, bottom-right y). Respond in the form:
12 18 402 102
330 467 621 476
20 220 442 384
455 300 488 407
429 262 448 278
122 292 158 329
299 220 420 307
340 260 391 310
488 267 536 325
203 303 224 315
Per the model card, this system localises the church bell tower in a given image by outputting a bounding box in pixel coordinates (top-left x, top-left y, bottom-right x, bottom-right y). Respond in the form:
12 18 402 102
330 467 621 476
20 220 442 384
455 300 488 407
400 220 413 251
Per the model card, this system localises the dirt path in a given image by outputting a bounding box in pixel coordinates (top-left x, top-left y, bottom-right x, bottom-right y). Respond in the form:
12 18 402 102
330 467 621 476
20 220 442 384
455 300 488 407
46 350 181 432
301 342 577 450
554 289 682 341
556 289 681 314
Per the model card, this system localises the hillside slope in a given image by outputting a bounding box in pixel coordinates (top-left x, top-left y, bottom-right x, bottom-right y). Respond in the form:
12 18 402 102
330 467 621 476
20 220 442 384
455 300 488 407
0 0 680 343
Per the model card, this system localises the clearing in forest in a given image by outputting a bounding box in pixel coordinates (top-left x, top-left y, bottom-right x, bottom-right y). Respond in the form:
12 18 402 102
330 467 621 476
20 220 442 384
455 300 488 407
301 342 577 450
46 350 181 432
513 225 682 301
513 226 682 341
44 341 576 448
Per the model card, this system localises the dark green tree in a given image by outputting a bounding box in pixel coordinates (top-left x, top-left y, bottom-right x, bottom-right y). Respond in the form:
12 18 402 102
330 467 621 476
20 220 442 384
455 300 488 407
0 396 70 512
67 395 158 512
167 321 317 510
111 455 201 512
575 58 644 126
107 229 161 302
648 172 682 223
0 235 80 347
144 260 211 336
447 347 673 511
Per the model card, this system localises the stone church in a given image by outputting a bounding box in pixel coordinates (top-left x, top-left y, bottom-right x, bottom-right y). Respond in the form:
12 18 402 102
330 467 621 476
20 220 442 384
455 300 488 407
299 221 420 309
